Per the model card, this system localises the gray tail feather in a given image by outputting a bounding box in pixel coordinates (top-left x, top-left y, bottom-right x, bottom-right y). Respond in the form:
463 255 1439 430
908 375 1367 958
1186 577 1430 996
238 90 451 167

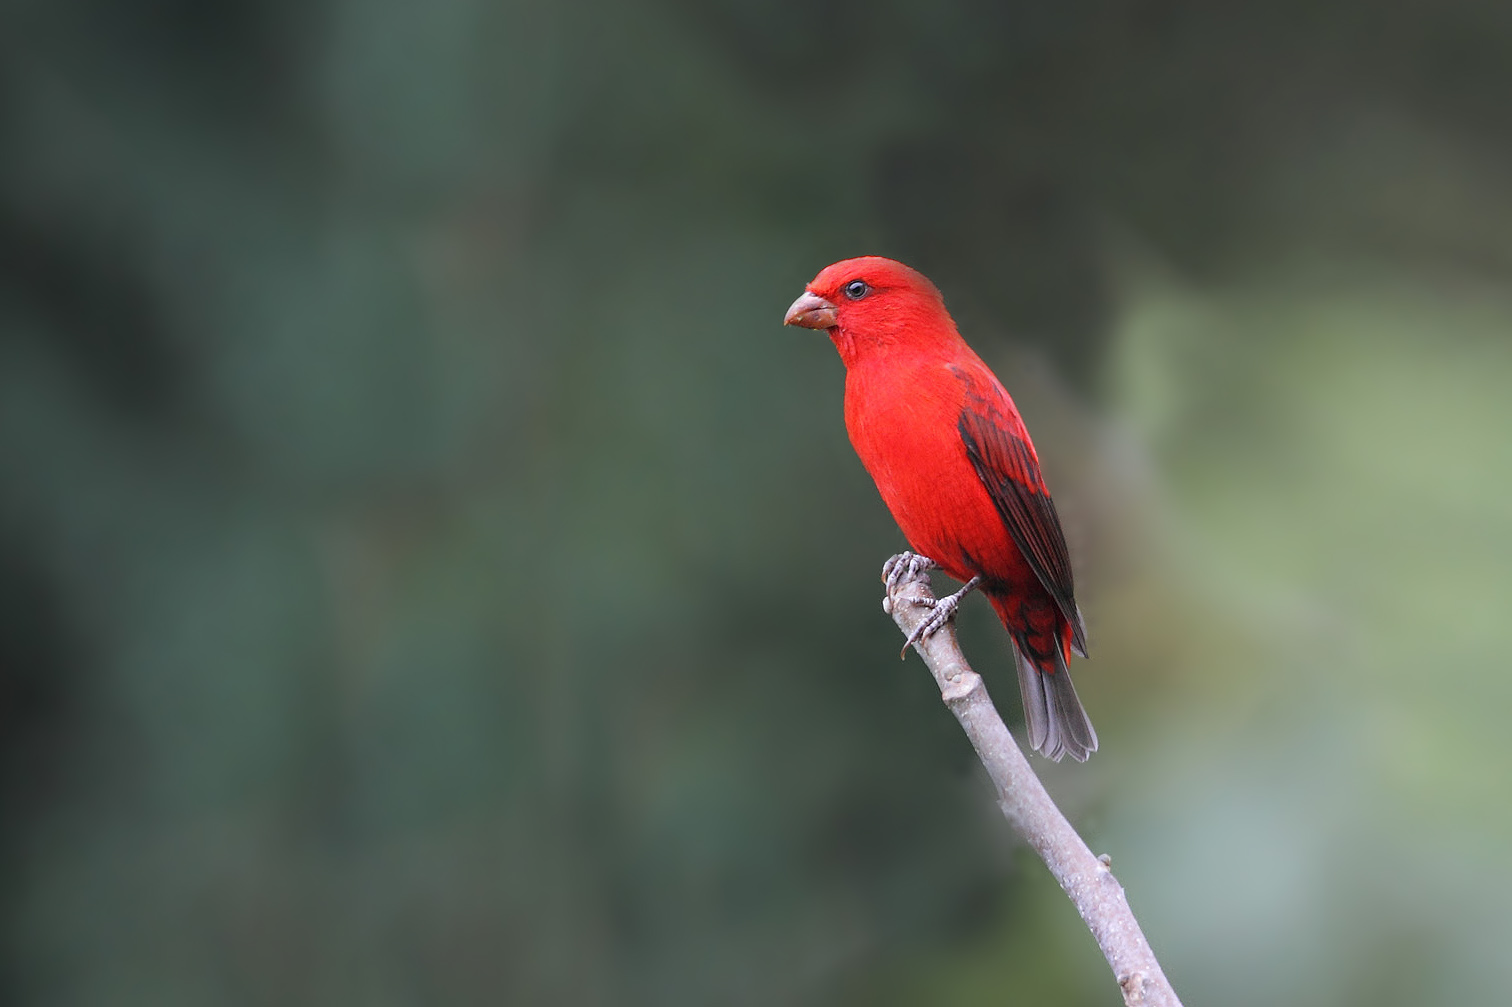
1014 643 1098 763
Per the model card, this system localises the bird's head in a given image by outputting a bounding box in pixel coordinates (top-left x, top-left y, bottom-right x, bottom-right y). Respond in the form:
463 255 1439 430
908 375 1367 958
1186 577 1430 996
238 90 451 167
783 256 955 364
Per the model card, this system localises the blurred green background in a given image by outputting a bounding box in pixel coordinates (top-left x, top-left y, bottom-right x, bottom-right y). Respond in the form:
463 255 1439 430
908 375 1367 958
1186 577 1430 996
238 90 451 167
4 1 1512 1004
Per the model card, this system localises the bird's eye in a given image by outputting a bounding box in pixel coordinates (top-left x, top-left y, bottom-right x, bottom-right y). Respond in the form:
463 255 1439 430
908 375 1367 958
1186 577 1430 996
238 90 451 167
843 280 870 300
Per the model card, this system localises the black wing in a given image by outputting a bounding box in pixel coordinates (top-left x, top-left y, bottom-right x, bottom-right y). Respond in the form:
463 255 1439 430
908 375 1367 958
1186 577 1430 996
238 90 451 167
955 372 1088 656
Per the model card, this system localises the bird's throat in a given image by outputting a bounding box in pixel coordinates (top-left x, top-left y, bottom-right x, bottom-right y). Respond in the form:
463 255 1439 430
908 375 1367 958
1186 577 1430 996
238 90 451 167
828 328 859 368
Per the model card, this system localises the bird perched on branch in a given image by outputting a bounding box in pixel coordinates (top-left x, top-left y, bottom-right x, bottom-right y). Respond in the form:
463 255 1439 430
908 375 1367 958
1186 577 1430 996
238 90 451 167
785 256 1096 761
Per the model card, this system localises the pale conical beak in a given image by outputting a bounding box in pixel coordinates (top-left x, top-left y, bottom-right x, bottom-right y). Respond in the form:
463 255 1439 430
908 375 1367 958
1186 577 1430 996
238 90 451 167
784 291 839 329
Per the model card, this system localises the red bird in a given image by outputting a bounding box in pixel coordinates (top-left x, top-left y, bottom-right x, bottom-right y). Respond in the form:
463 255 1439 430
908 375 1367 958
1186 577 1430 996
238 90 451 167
785 256 1096 761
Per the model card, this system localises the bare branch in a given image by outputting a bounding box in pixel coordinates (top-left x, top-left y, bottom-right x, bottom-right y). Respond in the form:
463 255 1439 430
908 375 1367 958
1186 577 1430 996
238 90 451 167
882 555 1183 1007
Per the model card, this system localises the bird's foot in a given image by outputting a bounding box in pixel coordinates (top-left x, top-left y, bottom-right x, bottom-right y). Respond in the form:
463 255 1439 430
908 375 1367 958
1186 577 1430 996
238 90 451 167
882 551 936 590
901 574 983 654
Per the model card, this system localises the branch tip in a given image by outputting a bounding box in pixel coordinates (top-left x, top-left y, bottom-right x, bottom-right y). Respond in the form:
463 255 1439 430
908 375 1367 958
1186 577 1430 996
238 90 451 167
878 555 1182 1007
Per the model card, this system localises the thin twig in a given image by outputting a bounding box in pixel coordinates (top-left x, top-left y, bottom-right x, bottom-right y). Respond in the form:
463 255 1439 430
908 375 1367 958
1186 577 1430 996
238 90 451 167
882 555 1183 1007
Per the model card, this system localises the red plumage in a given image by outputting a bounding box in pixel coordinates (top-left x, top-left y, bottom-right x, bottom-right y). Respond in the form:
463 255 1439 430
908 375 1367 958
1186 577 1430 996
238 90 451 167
786 256 1097 761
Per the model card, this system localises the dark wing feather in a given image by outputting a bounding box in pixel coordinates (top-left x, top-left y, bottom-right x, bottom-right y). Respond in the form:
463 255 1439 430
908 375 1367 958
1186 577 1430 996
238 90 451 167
955 372 1087 656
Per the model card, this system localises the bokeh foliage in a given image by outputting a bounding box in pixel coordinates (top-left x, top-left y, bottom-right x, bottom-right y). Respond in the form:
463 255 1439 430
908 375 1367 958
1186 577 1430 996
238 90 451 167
4 1 1512 1004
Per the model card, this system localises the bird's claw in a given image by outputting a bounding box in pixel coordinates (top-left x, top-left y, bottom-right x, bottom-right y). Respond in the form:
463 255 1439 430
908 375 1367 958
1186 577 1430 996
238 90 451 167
882 552 936 590
897 574 982 656
902 596 957 652
882 555 981 656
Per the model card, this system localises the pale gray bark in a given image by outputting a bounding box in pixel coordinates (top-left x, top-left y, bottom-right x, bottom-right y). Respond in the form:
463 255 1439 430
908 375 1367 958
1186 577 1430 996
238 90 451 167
882 555 1183 1007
